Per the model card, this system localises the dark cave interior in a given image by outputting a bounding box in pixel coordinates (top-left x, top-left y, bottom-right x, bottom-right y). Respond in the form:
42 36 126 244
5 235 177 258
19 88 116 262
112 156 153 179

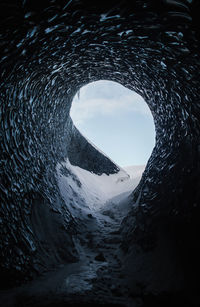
0 0 200 306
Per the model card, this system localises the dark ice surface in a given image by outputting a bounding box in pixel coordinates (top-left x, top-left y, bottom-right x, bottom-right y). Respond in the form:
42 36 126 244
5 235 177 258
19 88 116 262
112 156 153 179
0 0 200 306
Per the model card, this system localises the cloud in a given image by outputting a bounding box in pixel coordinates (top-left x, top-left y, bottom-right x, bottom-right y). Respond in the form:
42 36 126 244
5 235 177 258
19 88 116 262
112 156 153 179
70 80 152 125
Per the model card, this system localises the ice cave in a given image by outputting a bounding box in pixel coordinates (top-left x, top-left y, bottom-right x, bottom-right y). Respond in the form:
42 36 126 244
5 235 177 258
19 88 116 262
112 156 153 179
0 1 200 306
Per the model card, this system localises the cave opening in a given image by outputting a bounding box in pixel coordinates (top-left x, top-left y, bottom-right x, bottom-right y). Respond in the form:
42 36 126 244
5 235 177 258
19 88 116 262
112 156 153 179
70 80 156 168
66 79 156 213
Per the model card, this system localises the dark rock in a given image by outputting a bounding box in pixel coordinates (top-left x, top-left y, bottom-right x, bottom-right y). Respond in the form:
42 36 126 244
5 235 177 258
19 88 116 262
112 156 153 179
102 210 115 220
95 252 106 262
87 214 93 218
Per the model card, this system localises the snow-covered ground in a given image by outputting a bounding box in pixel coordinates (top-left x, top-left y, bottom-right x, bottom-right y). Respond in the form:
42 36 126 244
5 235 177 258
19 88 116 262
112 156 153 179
57 159 145 211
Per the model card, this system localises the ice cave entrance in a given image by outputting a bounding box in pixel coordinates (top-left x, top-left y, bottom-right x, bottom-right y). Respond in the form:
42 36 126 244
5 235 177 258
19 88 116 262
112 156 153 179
59 80 156 211
70 80 155 169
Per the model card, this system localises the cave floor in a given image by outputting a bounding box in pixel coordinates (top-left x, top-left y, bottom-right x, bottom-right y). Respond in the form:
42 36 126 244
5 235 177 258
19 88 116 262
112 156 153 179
0 192 138 307
0 192 197 307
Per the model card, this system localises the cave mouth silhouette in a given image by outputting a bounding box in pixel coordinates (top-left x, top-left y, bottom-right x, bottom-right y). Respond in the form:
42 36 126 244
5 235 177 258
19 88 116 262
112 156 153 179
70 80 156 168
0 0 200 305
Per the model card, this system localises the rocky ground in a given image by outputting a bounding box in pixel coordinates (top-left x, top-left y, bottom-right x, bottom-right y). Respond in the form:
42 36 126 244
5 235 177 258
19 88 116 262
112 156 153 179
0 191 197 307
0 192 142 307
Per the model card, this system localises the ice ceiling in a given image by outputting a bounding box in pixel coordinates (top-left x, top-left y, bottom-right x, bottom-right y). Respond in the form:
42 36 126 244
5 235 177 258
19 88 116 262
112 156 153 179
0 0 200 289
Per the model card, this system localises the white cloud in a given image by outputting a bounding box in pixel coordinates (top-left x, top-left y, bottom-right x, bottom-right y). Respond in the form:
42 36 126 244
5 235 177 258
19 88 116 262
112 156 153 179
70 80 152 126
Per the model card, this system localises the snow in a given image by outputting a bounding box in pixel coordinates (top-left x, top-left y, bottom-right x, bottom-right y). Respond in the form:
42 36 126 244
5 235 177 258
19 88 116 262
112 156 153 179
123 165 145 179
57 159 145 211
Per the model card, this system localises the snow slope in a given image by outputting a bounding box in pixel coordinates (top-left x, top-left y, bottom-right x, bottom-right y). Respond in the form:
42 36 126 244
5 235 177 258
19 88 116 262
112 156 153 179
57 159 145 211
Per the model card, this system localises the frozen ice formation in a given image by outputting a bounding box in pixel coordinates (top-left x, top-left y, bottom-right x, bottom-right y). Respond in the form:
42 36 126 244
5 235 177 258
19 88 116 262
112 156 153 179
0 1 200 305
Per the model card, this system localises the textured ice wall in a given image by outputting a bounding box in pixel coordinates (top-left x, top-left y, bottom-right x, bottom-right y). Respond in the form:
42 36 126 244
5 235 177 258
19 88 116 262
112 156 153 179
0 0 200 286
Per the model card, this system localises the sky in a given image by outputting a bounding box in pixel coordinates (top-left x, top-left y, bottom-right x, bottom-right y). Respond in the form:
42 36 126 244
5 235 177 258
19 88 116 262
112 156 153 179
70 80 155 167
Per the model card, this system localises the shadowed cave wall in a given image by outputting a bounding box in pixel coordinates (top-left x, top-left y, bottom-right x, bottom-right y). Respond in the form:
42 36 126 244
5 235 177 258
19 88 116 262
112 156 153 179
0 0 200 298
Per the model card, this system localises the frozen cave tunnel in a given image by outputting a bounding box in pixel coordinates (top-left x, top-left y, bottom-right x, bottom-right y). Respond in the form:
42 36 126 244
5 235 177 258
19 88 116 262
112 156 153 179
0 1 200 307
